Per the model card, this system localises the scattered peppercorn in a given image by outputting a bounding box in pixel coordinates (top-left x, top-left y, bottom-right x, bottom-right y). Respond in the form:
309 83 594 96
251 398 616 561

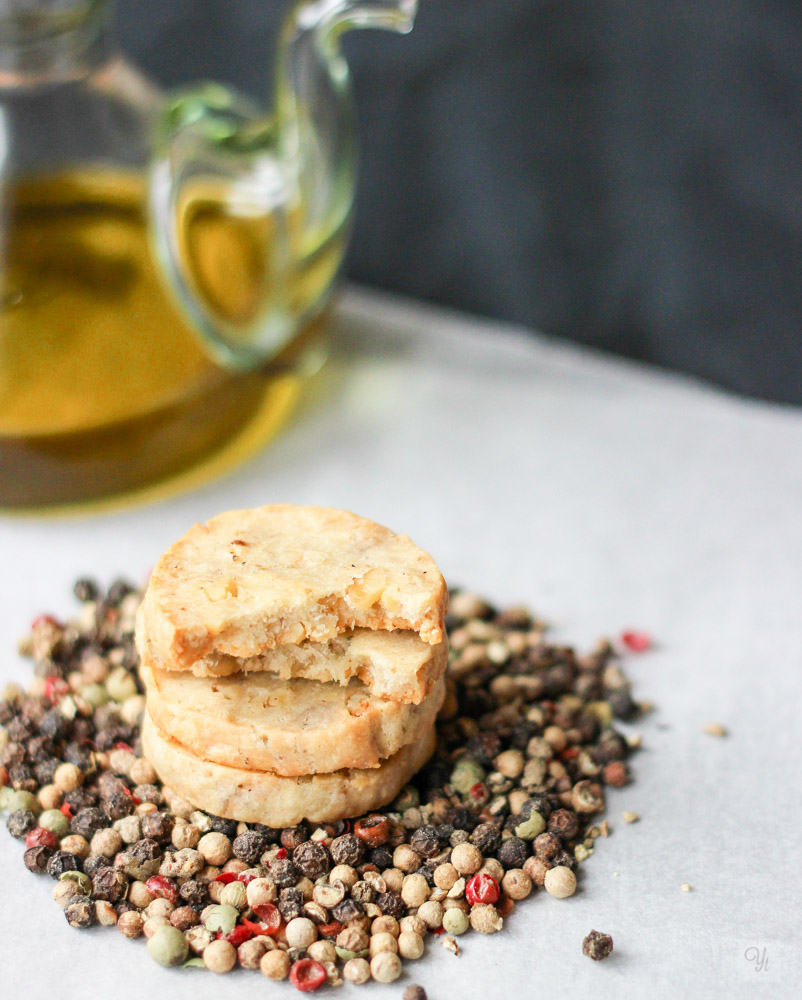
582 929 614 960
0 583 647 987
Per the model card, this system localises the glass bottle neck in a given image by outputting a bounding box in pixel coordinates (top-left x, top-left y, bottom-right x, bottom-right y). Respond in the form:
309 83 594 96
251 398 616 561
0 1 111 86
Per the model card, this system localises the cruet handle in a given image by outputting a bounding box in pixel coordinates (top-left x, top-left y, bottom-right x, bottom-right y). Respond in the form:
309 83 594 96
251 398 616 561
148 0 419 373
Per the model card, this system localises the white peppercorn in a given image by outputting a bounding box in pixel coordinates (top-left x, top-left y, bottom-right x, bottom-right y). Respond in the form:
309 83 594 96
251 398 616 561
198 831 232 865
342 957 370 984
370 951 402 983
544 865 576 899
469 903 503 934
285 916 318 950
307 940 337 964
261 949 291 980
399 914 427 936
416 900 444 930
203 939 237 974
502 868 532 900
238 936 272 969
450 842 483 875
117 910 145 938
219 880 248 910
369 931 398 957
401 872 430 908
397 930 425 959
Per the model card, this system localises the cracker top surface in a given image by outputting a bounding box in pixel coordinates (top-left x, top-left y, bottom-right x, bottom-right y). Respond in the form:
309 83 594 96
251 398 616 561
141 505 447 667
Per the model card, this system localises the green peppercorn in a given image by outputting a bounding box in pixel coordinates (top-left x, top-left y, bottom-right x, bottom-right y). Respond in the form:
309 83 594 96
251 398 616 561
39 808 70 839
514 812 546 840
146 924 189 967
450 757 486 796
204 903 239 935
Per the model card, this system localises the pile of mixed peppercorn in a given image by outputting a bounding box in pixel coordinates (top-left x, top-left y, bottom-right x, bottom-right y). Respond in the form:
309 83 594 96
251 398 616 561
0 582 642 986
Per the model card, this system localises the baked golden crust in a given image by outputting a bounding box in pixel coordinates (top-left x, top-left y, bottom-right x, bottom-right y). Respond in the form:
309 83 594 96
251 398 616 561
142 711 436 826
140 659 444 775
140 505 447 670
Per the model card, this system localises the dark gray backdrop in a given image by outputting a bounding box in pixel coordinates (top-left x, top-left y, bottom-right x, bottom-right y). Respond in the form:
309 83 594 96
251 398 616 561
114 0 802 404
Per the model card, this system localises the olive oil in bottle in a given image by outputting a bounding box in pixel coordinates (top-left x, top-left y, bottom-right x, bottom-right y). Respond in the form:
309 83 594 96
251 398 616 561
0 169 339 510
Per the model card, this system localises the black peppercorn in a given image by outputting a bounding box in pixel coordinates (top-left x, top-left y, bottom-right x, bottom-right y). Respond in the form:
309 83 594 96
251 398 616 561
375 891 407 920
470 822 501 855
414 866 435 888
269 857 299 889
292 840 330 879
533 832 561 860
444 806 478 832
330 833 364 867
133 784 162 805
6 808 37 839
83 855 110 878
70 806 106 840
201 816 234 839
409 826 440 859
496 836 528 870
62 787 96 812
105 578 134 606
73 577 99 602
331 897 364 923
0 741 25 768
280 824 309 851
140 811 173 844
38 709 71 742
47 850 80 879
367 845 393 870
6 716 34 742
548 809 579 841
92 866 128 902
62 742 94 771
232 830 269 864
252 824 282 844
607 690 637 721
350 880 374 903
34 757 61 786
24 845 52 873
582 929 614 961
64 894 95 928
179 880 207 906
102 790 134 821
278 887 304 921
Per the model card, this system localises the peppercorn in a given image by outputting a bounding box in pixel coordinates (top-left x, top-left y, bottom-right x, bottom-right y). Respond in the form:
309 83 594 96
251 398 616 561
409 825 440 859
117 910 145 938
496 836 528 870
547 808 579 840
278 886 304 921
370 950 402 983
293 839 330 879
261 949 291 981
24 844 52 873
7 808 37 839
70 806 106 840
140 810 173 844
280 823 309 850
367 844 393 870
46 850 80 879
146 923 189 966
442 908 469 936
375 890 407 920
120 838 162 879
179 879 207 906
269 856 299 888
330 832 364 866
231 829 268 864
331 897 364 923
354 814 390 847
342 957 370 984
207 816 237 838
92 867 129 902
64 894 95 928
544 865 577 898
450 842 483 875
582 929 614 961
470 822 501 855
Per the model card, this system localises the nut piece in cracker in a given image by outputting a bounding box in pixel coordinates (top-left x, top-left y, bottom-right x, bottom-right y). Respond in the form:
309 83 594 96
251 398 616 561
139 505 447 670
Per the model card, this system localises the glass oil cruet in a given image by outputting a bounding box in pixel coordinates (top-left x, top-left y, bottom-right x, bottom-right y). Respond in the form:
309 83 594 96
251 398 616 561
0 0 418 510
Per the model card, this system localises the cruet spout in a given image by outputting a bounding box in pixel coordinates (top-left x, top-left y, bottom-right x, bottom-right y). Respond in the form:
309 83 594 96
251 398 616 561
149 0 419 372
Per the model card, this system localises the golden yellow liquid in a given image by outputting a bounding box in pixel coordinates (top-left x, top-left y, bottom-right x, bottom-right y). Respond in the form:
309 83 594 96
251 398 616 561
0 170 341 511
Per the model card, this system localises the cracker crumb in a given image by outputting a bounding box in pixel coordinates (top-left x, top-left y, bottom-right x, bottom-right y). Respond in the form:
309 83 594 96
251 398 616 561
622 811 639 824
680 883 692 892
703 722 728 737
441 935 460 956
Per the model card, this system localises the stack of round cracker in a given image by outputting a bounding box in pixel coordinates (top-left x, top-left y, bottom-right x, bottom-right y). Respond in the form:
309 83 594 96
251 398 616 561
135 505 448 827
